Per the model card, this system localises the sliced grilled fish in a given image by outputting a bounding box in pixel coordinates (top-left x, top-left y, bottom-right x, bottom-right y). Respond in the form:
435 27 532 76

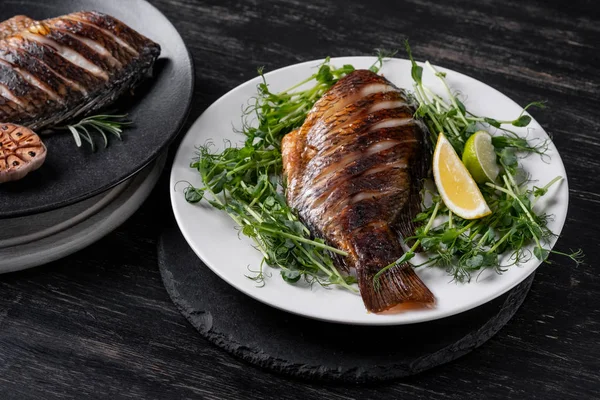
0 11 160 130
282 69 435 313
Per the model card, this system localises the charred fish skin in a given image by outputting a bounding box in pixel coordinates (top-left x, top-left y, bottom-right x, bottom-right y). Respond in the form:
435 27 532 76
0 123 46 183
0 16 34 40
282 69 435 313
0 11 160 130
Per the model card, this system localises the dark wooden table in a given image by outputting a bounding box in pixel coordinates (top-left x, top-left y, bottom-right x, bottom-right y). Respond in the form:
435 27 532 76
1 0 599 398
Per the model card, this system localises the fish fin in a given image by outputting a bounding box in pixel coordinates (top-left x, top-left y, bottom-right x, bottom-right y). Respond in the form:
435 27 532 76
357 263 435 314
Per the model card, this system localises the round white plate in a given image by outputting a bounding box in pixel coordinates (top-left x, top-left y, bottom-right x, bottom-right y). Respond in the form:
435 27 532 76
170 57 569 325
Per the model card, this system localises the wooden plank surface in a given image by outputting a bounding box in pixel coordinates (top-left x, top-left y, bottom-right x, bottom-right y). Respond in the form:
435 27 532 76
0 0 599 398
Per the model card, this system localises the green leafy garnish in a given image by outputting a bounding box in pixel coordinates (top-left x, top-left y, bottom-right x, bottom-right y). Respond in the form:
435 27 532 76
183 185 204 203
60 114 132 152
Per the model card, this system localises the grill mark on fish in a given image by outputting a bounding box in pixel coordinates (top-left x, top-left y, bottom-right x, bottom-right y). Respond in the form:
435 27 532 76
301 126 420 200
66 12 151 55
0 50 30 88
0 57 57 117
309 103 415 149
40 64 88 95
308 160 412 234
302 138 412 208
25 24 116 79
0 44 76 102
361 161 408 177
298 144 416 246
64 17 138 56
305 82 400 126
11 65 61 103
44 18 130 68
360 83 397 96
0 83 25 108
369 100 409 113
60 31 122 68
365 139 405 154
58 17 138 60
309 90 405 127
0 65 67 124
0 87 33 126
282 69 434 313
318 181 410 238
6 35 102 92
369 118 415 131
4 38 90 95
351 188 403 204
316 120 415 159
20 31 109 80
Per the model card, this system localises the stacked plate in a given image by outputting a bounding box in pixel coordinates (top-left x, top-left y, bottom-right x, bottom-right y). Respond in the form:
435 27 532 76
0 0 194 273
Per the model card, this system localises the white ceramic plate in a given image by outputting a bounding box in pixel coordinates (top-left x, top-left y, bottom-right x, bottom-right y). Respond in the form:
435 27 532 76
170 57 569 325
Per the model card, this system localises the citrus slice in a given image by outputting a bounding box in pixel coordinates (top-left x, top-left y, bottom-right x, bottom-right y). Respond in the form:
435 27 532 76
433 132 492 220
462 130 500 184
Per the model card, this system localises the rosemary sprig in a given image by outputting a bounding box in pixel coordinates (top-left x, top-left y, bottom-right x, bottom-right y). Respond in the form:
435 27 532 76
60 114 132 152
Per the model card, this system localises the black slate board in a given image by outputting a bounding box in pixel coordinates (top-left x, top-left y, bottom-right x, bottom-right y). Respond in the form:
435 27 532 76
158 220 535 383
0 0 194 218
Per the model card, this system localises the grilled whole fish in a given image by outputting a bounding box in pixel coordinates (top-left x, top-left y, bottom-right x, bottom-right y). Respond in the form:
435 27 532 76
0 123 46 183
281 69 435 313
0 11 160 130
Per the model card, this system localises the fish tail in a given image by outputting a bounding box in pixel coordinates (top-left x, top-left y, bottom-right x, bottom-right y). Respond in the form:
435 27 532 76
357 263 435 314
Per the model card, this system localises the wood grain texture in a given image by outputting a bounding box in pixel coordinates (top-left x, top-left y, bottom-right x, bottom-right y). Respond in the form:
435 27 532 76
0 0 599 398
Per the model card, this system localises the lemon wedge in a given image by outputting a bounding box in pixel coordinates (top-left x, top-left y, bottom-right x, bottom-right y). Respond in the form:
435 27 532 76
462 130 500 184
432 132 492 220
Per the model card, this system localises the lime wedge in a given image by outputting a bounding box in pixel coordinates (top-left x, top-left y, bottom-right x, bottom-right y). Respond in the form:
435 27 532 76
462 130 500 184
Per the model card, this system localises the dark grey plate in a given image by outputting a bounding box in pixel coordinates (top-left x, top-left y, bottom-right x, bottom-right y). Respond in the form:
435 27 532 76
0 0 194 218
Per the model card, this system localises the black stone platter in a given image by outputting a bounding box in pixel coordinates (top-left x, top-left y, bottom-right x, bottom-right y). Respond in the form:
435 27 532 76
0 0 194 218
158 218 535 383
